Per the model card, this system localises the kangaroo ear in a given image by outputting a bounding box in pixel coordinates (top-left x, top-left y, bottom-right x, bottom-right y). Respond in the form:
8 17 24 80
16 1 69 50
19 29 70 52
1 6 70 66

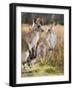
40 20 42 25
38 17 43 25
33 17 37 24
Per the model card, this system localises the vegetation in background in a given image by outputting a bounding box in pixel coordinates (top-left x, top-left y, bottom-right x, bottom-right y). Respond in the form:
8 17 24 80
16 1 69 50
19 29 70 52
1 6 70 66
21 12 64 25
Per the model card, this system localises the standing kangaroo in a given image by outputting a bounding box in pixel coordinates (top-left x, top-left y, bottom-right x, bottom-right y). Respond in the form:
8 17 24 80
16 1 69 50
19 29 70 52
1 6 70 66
22 17 44 67
46 23 57 51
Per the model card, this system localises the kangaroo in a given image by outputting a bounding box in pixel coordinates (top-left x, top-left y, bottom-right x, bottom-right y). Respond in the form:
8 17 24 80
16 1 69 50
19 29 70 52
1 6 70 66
22 17 44 67
46 23 57 51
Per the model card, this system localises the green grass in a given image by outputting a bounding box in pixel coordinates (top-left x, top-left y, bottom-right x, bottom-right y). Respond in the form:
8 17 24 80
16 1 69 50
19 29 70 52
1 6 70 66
21 48 64 77
21 58 64 77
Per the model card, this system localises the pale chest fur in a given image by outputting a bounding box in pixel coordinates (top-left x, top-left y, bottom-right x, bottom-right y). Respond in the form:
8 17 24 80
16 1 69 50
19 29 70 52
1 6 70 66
29 32 40 50
47 31 57 49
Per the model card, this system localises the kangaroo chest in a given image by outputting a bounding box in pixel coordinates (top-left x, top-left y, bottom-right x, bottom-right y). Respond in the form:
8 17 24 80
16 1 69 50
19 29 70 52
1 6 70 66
47 32 57 48
31 32 39 48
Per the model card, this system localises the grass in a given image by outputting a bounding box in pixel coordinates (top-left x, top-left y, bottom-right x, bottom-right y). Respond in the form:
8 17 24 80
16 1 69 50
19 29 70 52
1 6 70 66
21 61 63 77
21 24 64 77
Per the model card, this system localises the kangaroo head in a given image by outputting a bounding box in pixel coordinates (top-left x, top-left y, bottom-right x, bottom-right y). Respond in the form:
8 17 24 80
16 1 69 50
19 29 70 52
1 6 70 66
47 23 55 34
48 29 52 33
33 17 44 32
46 28 52 37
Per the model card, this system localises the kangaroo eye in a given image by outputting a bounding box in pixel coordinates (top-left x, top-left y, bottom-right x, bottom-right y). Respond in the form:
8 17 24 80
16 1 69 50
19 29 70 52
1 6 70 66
48 29 51 32
38 25 40 28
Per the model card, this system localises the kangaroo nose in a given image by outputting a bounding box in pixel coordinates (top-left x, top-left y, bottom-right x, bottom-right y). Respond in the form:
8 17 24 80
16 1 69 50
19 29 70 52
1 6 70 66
41 29 44 32
48 29 51 32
